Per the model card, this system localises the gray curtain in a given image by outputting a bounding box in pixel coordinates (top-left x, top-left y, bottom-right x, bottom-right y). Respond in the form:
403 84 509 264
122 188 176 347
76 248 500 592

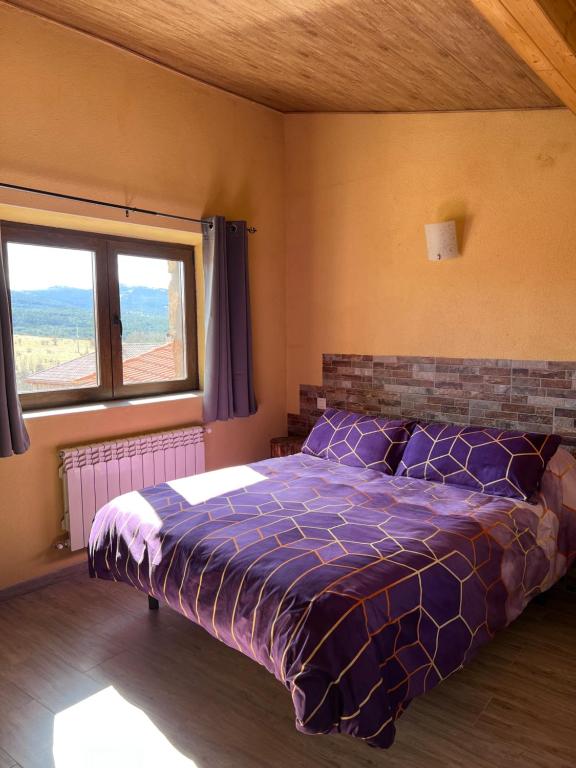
0 225 30 457
202 216 257 422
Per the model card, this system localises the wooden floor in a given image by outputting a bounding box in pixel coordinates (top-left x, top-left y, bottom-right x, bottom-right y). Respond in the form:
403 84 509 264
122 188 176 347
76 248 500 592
0 573 575 768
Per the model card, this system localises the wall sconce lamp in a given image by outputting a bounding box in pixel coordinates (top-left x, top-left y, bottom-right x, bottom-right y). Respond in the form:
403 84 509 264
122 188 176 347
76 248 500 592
425 220 458 261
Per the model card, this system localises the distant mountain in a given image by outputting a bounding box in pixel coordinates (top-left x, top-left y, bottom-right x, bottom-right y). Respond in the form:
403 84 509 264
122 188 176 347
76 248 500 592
10 285 170 341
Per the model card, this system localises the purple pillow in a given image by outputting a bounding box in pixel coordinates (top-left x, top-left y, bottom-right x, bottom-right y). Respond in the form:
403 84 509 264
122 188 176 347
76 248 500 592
302 408 414 475
395 422 561 501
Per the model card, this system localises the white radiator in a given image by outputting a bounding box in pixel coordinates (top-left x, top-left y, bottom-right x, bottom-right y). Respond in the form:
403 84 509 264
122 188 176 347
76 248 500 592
59 426 205 551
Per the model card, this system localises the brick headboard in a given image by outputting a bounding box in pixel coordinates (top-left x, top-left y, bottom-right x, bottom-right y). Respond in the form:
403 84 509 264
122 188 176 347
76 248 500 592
288 354 576 453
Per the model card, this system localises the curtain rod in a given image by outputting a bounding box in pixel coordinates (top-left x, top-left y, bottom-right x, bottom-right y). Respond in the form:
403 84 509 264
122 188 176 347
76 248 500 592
0 182 257 233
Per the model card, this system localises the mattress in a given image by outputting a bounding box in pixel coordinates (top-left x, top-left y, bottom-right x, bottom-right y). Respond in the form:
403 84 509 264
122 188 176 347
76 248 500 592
89 451 576 748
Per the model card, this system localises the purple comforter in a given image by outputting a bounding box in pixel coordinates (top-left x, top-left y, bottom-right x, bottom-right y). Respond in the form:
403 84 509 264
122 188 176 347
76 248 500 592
89 452 576 747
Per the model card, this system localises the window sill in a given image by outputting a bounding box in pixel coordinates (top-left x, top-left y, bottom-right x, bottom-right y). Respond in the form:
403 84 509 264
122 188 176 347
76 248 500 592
23 390 203 420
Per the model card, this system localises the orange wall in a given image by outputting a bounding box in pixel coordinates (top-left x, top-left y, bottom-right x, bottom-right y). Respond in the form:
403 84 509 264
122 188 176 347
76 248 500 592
285 110 576 412
0 5 286 589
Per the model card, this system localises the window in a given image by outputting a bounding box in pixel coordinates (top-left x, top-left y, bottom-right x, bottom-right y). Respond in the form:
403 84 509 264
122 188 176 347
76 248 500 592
1 222 198 409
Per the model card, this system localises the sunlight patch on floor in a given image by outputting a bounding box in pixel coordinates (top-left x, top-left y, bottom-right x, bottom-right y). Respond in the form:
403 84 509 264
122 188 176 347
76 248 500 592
53 686 198 767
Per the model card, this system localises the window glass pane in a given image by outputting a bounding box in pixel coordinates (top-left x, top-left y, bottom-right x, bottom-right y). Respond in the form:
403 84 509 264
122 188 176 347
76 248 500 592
7 242 98 393
117 254 186 384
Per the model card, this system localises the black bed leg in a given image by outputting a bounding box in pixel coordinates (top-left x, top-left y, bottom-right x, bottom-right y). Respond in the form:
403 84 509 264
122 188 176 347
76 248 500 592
148 595 159 610
533 592 549 606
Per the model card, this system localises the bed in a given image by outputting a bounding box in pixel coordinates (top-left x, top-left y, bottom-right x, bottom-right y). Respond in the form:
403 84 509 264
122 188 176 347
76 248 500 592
88 428 576 749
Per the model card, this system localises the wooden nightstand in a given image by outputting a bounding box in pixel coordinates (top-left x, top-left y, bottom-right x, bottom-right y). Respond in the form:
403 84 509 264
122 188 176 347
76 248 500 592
270 435 305 458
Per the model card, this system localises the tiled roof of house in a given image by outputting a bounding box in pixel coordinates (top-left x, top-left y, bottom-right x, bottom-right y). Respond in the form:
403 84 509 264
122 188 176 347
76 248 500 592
25 342 179 387
123 342 179 383
25 352 99 387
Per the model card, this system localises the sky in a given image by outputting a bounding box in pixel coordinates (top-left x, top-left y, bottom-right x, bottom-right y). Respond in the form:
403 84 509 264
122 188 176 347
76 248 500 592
6 243 173 291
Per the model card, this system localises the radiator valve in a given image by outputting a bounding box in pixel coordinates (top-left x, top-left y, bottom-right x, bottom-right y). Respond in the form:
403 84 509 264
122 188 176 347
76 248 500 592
54 539 71 551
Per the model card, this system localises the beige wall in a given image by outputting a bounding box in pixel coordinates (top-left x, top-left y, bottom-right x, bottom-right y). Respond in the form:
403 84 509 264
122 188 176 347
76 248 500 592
0 5 286 589
285 110 576 412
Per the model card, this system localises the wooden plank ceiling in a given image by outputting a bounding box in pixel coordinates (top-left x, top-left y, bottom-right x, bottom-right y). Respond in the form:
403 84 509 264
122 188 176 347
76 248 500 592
8 0 562 112
470 0 576 113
